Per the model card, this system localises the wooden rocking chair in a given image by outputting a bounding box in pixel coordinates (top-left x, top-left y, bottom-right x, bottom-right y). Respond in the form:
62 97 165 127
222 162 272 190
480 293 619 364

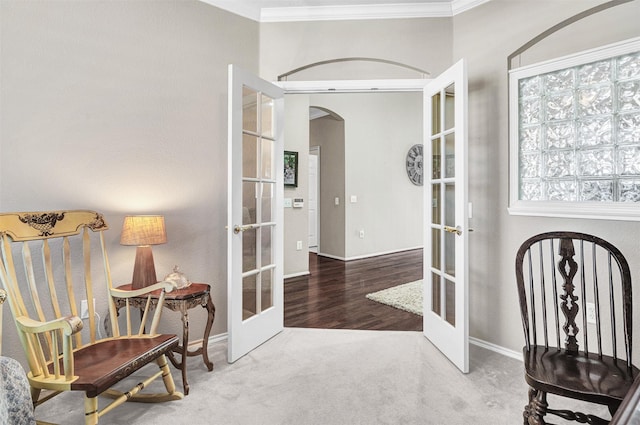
0 210 183 424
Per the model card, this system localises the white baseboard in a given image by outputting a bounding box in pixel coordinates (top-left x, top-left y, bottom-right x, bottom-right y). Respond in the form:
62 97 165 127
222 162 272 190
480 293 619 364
318 246 423 262
284 270 310 279
316 252 347 261
202 332 523 364
201 332 228 348
470 337 523 361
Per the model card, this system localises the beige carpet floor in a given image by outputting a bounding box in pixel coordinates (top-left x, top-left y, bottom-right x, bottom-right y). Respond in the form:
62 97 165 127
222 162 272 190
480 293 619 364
35 328 607 424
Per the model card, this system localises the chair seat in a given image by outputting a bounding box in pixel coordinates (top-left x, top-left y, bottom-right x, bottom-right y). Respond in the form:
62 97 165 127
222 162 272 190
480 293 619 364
46 335 179 398
524 346 639 405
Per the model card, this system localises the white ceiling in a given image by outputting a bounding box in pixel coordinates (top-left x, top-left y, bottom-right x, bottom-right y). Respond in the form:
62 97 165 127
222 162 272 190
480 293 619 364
201 0 491 22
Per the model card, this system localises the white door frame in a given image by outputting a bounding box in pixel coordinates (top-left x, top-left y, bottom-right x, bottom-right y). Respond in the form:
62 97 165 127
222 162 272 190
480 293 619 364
308 145 320 253
276 75 469 373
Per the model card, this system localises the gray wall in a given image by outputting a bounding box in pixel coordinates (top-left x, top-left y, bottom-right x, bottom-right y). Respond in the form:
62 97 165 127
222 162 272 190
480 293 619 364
259 17 454 81
309 92 424 259
453 0 640 354
283 94 311 276
0 0 259 361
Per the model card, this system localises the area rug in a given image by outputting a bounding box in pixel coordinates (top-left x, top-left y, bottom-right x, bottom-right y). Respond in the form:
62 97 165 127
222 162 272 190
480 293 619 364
366 280 423 316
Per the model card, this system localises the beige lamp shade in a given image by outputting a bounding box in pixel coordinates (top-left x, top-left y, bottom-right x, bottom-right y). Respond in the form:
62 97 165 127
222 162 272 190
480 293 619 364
120 215 167 246
120 215 167 289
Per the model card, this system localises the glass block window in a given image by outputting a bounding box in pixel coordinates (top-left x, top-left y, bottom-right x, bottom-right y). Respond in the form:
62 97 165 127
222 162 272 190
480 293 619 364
509 38 640 220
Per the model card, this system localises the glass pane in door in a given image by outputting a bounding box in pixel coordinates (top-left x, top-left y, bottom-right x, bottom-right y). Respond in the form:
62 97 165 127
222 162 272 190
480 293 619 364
242 228 257 273
243 134 258 178
432 137 441 179
444 183 456 276
243 273 257 320
261 95 274 138
432 184 441 224
445 133 455 178
431 228 441 269
261 139 274 179
261 183 273 223
444 84 455 131
432 93 441 135
261 268 273 311
432 272 441 315
445 278 456 326
243 86 258 133
445 232 456 277
445 183 456 226
242 182 256 225
261 226 273 266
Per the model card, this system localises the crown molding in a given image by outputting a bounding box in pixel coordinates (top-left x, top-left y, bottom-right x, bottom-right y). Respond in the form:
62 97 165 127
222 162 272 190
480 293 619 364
201 0 491 23
261 3 452 22
451 0 491 16
199 0 261 22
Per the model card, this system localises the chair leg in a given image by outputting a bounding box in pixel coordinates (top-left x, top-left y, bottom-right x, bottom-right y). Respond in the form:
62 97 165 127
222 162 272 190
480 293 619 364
157 354 178 396
523 387 548 425
30 387 41 407
608 402 621 418
84 396 98 425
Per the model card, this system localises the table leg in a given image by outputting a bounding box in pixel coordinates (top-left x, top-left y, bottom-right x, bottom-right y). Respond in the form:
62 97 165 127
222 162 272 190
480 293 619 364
180 309 190 395
200 296 215 371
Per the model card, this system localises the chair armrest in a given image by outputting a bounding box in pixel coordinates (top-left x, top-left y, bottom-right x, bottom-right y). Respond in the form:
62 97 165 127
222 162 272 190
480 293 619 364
16 315 83 336
110 280 178 299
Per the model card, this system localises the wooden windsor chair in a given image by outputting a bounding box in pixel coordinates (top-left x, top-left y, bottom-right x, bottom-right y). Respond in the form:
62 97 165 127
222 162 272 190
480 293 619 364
0 210 183 425
515 231 639 425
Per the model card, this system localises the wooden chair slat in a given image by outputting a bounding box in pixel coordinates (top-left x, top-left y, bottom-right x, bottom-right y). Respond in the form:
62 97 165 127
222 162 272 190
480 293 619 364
82 228 96 344
550 239 561 349
527 248 535 348
63 236 83 348
42 240 62 320
579 240 589 354
100 231 120 339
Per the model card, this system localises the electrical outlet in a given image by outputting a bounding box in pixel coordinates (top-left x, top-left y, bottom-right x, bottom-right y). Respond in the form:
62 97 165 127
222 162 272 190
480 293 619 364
586 302 596 324
81 299 95 319
359 230 365 239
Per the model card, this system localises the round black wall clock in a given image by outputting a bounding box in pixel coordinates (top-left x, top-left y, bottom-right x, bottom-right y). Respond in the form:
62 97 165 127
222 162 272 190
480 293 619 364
406 144 424 186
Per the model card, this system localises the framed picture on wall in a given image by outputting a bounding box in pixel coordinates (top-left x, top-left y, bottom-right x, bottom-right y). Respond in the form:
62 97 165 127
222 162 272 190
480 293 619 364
284 151 298 187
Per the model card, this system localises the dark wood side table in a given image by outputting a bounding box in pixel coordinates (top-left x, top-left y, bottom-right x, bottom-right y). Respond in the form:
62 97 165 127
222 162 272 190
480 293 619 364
113 283 215 395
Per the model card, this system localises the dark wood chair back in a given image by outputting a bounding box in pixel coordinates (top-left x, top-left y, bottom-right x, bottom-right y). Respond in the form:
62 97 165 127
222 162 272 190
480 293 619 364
515 231 637 424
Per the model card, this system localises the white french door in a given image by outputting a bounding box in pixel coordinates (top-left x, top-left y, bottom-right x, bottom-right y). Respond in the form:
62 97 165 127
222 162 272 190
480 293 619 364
227 65 284 363
423 59 469 373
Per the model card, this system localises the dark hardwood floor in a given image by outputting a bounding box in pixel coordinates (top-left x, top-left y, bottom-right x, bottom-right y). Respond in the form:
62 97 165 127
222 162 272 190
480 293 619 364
284 249 423 331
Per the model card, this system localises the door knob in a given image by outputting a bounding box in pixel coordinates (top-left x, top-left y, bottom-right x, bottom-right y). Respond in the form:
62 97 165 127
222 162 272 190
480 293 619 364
233 224 257 234
443 225 462 236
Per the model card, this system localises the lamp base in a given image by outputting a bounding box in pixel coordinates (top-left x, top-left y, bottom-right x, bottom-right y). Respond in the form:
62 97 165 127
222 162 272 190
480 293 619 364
131 245 158 290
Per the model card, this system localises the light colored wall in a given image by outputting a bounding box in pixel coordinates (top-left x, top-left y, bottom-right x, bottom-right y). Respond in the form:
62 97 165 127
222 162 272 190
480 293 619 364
259 18 453 81
0 0 259 361
310 112 346 259
309 92 424 259
283 95 310 276
452 0 640 356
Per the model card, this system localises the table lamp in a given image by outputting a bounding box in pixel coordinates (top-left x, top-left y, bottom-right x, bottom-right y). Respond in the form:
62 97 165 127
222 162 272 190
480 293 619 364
120 215 167 290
